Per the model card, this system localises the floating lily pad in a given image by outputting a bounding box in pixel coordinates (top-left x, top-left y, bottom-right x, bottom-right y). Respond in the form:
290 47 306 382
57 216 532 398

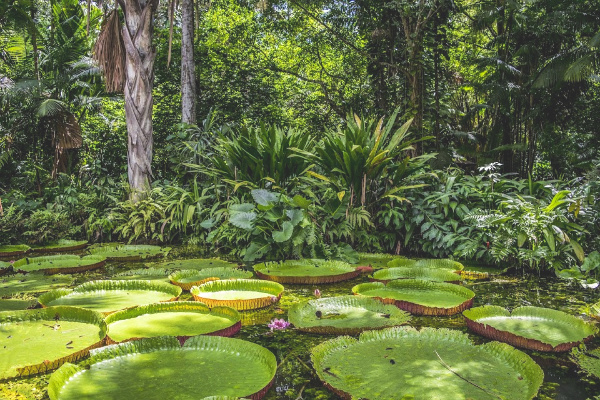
463 305 597 352
12 255 106 275
48 335 277 400
0 274 74 298
352 279 475 315
33 240 88 253
371 267 461 283
0 299 37 311
0 306 106 380
288 296 410 335
387 258 465 271
113 268 171 282
89 244 171 261
150 258 239 271
170 268 253 290
254 260 361 284
353 253 402 269
38 280 182 315
0 262 11 276
311 327 543 400
105 302 241 344
191 279 283 311
0 245 31 258
572 347 600 379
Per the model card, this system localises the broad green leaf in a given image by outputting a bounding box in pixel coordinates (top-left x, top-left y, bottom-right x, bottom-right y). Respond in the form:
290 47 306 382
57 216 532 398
518 233 528 247
229 212 257 230
292 195 311 209
251 189 278 206
286 209 304 226
272 221 294 243
571 240 585 262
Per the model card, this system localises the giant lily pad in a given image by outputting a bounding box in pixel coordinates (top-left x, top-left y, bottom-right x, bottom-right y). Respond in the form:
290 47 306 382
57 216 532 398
0 274 74 297
0 307 106 380
33 240 88 253
150 258 239 271
311 327 543 400
0 261 11 276
352 279 475 316
89 244 171 261
463 305 597 352
38 280 182 315
254 260 363 284
170 268 253 290
12 255 106 274
353 253 402 269
387 258 464 271
0 245 31 258
371 267 461 283
191 279 283 310
288 295 410 335
0 299 37 311
48 335 277 400
105 302 241 344
572 347 600 379
113 268 171 282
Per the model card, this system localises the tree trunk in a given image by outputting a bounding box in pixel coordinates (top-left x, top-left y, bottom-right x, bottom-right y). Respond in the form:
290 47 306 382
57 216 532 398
181 0 196 124
119 0 159 199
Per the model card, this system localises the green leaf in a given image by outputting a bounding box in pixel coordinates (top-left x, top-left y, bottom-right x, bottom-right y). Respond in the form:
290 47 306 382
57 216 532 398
229 212 256 230
251 189 278 206
286 209 304 226
243 242 271 262
229 203 255 213
517 233 527 247
571 240 585 262
542 228 556 252
544 190 571 212
200 219 215 229
292 195 312 209
272 221 294 243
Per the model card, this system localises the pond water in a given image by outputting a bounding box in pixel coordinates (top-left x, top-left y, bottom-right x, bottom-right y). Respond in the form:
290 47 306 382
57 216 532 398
1 256 599 400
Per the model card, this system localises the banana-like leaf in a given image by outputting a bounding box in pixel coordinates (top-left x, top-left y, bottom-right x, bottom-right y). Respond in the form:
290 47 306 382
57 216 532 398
190 279 283 310
254 259 360 284
89 244 171 261
311 326 543 400
464 305 597 352
0 306 106 380
0 273 73 297
289 295 410 335
352 279 475 316
12 255 106 274
372 267 461 283
38 280 182 315
48 335 277 399
148 258 239 271
387 258 465 271
32 240 88 253
104 301 241 344
169 268 253 290
0 245 31 258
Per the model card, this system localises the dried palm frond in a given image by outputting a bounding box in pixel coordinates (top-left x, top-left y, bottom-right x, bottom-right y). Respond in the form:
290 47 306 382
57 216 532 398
93 9 125 93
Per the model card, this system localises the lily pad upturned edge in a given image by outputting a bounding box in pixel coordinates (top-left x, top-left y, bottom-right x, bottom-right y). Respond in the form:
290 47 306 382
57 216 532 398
371 266 461 284
254 260 362 285
89 244 172 261
463 305 598 352
33 240 89 253
0 245 31 258
0 306 107 380
387 258 465 271
12 255 106 274
191 279 284 310
104 301 241 344
169 268 253 290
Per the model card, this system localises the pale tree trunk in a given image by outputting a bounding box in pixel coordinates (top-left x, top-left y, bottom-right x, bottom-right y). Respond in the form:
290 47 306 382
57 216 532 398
181 0 196 124
118 0 159 199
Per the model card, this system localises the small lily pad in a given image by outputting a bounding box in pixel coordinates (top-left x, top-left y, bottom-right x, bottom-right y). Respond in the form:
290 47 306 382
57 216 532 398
12 255 106 274
89 244 171 261
371 267 461 283
33 240 88 253
191 279 284 310
254 259 361 284
169 268 253 290
463 305 598 352
0 245 31 258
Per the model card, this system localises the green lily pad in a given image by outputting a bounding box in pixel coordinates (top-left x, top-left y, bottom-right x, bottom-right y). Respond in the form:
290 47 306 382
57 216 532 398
48 336 277 400
89 244 171 261
149 258 239 271
0 245 31 258
191 279 284 310
311 327 543 400
288 295 410 335
371 267 461 283
352 279 475 315
353 253 403 269
33 240 88 253
0 307 107 380
0 262 11 276
463 305 598 352
38 280 182 315
387 258 465 271
12 255 106 275
254 259 361 284
0 274 74 298
105 302 241 344
113 268 171 282
169 268 253 290
0 299 37 311
572 347 600 379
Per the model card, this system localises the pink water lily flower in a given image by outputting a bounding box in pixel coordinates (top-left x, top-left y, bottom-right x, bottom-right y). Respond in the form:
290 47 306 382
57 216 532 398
314 289 321 298
268 318 291 331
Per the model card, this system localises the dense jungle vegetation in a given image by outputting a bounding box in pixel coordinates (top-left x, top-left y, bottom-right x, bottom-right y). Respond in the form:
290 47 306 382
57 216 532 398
1 0 599 281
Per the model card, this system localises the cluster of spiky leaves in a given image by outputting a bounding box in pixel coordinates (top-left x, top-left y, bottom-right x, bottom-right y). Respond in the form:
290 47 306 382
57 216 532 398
12 255 106 274
48 336 276 400
191 279 283 310
371 266 461 283
463 305 597 352
387 258 465 271
253 259 359 284
169 268 253 290
89 244 171 261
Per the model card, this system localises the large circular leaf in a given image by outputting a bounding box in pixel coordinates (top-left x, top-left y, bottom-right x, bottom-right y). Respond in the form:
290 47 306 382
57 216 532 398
288 295 410 335
387 258 465 271
254 259 361 284
105 301 241 344
33 240 88 254
0 307 106 380
150 258 239 271
191 279 283 310
463 305 598 352
113 268 171 282
170 268 253 290
352 279 475 315
38 280 182 315
13 255 106 274
0 262 11 276
0 245 31 258
372 267 461 283
48 335 277 400
311 327 544 400
0 273 74 297
89 244 171 261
